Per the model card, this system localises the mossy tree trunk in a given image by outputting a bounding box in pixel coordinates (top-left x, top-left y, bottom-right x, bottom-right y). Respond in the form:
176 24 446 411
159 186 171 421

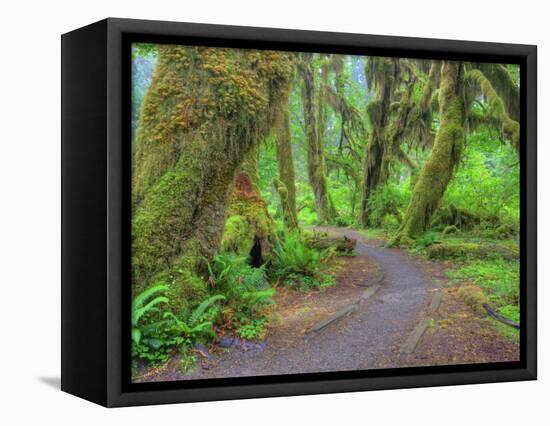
131 45 293 307
360 58 399 227
391 61 466 245
299 53 336 224
274 106 299 230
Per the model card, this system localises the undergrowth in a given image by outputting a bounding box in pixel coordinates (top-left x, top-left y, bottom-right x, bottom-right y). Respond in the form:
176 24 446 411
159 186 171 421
270 230 336 290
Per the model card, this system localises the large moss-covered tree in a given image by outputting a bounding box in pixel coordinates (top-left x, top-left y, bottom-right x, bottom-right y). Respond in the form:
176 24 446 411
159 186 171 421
131 45 293 309
391 61 466 245
390 61 519 245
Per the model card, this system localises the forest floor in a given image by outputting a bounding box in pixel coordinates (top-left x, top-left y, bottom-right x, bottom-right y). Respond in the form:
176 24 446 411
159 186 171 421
135 227 519 382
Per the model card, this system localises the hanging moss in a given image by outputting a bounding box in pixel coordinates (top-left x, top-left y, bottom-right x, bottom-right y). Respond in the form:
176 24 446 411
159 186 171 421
132 45 293 308
360 57 399 227
477 63 520 122
466 69 520 152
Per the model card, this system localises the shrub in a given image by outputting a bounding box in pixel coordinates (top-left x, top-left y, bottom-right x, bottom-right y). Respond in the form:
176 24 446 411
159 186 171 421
237 318 269 340
414 231 442 249
206 253 276 331
271 230 335 289
367 184 405 228
457 285 488 315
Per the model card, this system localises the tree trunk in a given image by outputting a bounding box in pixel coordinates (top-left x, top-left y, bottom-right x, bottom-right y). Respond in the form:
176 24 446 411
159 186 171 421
131 45 293 308
274 107 299 230
360 58 399 227
391 61 466 245
300 53 336 224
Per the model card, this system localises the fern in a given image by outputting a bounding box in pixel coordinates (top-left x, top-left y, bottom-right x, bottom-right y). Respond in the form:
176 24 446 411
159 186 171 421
131 283 169 312
131 284 169 327
242 289 275 312
132 296 169 326
189 294 225 325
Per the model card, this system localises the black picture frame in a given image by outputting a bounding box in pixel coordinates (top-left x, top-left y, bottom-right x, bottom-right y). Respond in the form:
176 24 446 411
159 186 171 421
61 17 537 407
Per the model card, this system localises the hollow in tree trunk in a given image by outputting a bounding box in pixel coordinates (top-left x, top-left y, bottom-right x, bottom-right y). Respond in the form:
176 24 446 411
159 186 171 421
221 145 276 264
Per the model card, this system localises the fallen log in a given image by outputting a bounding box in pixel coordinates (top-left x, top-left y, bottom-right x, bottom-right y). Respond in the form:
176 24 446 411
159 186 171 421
427 242 518 261
306 235 357 254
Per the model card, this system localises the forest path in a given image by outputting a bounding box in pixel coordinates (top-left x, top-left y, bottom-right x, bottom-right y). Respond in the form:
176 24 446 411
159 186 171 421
140 227 439 382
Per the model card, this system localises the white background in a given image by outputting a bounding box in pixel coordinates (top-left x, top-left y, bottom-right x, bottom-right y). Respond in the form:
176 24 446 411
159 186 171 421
0 0 546 424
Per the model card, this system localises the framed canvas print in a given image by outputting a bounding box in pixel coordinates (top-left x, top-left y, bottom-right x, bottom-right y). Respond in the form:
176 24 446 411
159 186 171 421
61 18 537 407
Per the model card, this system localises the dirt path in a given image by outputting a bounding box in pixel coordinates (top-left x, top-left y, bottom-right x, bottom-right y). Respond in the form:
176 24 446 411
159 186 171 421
138 227 442 382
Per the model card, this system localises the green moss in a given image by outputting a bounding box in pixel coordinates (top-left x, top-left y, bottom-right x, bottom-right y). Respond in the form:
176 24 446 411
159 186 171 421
274 106 298 229
221 215 255 255
426 242 518 260
457 285 488 315
427 242 481 259
133 45 294 205
168 269 209 313
443 225 458 235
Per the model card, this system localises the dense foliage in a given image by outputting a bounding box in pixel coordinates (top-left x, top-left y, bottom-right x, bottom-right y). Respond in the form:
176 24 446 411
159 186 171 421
131 44 520 375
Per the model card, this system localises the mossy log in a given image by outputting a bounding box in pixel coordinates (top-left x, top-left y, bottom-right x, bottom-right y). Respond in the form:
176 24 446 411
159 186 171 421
426 242 518 261
433 203 481 230
131 45 293 308
305 235 356 254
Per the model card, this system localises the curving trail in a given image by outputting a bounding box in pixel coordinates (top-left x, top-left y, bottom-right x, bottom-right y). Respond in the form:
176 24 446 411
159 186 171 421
143 227 436 382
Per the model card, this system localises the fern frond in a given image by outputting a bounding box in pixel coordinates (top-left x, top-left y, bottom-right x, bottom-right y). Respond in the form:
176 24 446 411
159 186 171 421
131 283 169 311
132 296 169 326
190 295 225 325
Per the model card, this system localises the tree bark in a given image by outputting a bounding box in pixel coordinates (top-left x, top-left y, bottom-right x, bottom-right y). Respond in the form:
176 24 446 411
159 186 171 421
299 53 336 224
391 61 466 245
274 107 299 230
131 45 293 307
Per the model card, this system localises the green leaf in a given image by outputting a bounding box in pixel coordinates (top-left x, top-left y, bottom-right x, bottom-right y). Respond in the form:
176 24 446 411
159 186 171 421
131 328 141 344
